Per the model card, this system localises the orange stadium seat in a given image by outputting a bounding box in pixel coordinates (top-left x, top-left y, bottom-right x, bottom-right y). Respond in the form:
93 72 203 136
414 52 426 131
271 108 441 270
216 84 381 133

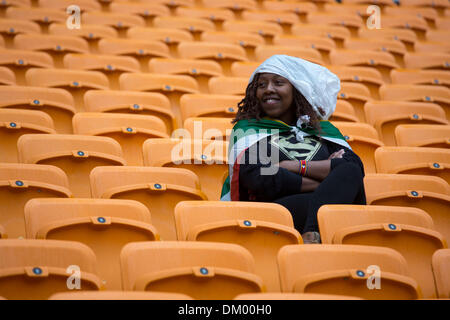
148 57 223 94
208 76 247 95
179 93 242 121
90 166 206 241
97 38 170 72
234 292 362 300
0 239 102 300
278 244 421 300
0 0 30 14
202 0 256 12
0 49 53 85
343 38 407 67
230 61 258 78
13 33 89 68
322 3 372 18
153 16 215 40
0 85 76 134
426 30 450 43
337 82 372 122
0 66 15 85
73 112 169 166
414 41 450 54
222 20 283 42
391 69 450 88
432 249 450 299
0 108 55 163
292 23 351 48
149 0 195 8
404 52 450 70
0 18 40 48
329 100 359 123
83 90 175 134
330 121 384 173
39 0 100 11
81 11 145 37
48 23 118 54
273 34 335 63
358 28 417 52
174 201 302 292
364 101 448 146
177 41 247 76
143 138 228 201
255 45 323 65
379 84 450 120
364 173 450 243
0 224 5 239
395 124 450 148
174 6 235 28
17 134 126 197
262 0 318 21
318 205 446 298
183 117 233 141
327 65 384 99
374 146 450 183
49 291 194 300
241 9 300 33
24 198 159 290
120 241 264 299
5 7 66 33
64 53 141 90
25 68 109 112
384 5 438 26
381 14 429 39
329 49 399 84
109 1 169 26
306 12 363 37
0 163 72 238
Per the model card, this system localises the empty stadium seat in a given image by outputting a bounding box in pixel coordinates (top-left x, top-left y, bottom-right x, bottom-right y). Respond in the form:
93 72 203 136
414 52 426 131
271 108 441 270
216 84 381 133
0 18 40 48
0 163 72 238
202 0 255 12
143 138 228 201
49 291 194 300
153 16 215 40
262 0 317 21
109 1 169 26
379 84 450 120
234 292 362 300
391 69 450 88
183 117 233 141
375 146 449 183
120 241 264 299
90 166 207 241
384 5 438 26
414 41 450 54
381 14 429 39
426 30 450 43
364 101 448 146
39 0 100 12
0 239 101 300
97 38 170 72
329 100 359 123
306 12 363 37
208 76 247 95
174 6 235 29
230 61 258 78
330 121 384 173
432 249 450 299
278 244 421 300
343 38 406 67
64 53 140 90
255 45 323 65
179 93 242 121
17 134 126 197
25 68 109 112
13 34 90 68
241 9 299 33
81 11 145 37
0 66 15 85
358 28 417 52
177 41 247 76
329 49 399 84
222 20 283 43
6 7 66 33
175 201 302 292
148 57 223 94
292 23 351 48
318 205 446 298
0 108 55 163
337 82 372 122
0 224 4 239
73 112 168 166
0 86 76 134
327 65 384 99
0 48 53 85
404 52 450 71
364 173 450 243
395 124 450 148
24 198 159 290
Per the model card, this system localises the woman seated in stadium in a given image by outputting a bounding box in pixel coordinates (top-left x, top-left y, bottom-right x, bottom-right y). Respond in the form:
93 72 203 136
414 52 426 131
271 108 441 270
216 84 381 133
221 55 366 244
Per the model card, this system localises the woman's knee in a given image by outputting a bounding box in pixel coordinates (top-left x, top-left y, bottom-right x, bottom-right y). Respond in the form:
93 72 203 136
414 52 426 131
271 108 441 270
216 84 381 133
336 162 364 182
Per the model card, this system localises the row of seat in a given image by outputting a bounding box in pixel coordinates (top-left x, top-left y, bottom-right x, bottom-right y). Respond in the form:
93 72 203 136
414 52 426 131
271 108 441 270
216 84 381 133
0 198 448 299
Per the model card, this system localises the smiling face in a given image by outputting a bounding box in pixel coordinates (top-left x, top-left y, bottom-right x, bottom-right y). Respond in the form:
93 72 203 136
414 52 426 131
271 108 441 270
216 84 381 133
256 73 296 125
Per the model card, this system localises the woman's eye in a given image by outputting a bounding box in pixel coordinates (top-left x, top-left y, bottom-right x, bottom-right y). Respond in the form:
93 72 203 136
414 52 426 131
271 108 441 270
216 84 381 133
257 82 266 88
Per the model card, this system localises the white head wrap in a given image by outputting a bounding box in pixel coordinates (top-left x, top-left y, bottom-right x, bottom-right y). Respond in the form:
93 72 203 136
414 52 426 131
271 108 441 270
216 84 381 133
248 55 340 121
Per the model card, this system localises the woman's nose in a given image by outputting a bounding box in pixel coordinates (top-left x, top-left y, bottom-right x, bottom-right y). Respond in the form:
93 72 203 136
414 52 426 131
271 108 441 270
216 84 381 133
265 81 276 92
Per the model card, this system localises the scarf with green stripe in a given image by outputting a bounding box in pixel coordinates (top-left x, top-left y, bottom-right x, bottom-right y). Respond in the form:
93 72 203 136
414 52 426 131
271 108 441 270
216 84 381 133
220 118 351 201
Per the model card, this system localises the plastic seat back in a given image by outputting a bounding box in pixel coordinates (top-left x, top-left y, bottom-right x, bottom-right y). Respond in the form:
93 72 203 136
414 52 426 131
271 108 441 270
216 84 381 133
0 239 101 300
0 163 72 238
390 69 450 88
25 198 159 290
120 241 264 299
0 109 55 163
183 117 233 141
73 113 168 166
278 244 421 300
175 201 301 291
90 166 206 241
318 205 446 298
17 134 125 197
49 291 193 300
395 124 450 148
179 93 242 121
208 76 247 95
143 138 228 201
432 249 450 299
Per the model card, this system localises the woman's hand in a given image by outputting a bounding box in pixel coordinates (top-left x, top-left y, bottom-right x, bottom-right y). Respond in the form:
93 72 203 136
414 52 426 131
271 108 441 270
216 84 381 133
328 149 345 160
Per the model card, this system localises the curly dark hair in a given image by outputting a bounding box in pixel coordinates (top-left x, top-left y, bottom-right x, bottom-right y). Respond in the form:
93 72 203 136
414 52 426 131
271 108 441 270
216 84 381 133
232 73 324 132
